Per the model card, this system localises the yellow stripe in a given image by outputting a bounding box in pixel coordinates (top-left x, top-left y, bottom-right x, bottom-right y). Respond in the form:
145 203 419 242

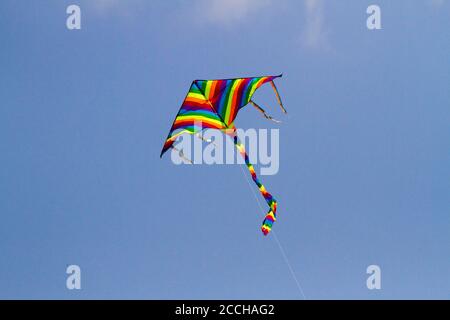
224 79 242 124
204 81 213 99
248 77 267 99
167 129 193 142
187 92 206 101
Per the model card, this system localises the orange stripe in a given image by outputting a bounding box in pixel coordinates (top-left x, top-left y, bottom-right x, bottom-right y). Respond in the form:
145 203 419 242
209 80 218 101
231 79 246 122
185 96 207 105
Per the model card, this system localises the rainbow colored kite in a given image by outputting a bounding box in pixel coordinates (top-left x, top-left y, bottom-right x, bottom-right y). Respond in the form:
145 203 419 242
160 75 286 235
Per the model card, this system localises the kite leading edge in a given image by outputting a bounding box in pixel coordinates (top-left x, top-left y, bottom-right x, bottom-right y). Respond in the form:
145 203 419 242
160 75 286 236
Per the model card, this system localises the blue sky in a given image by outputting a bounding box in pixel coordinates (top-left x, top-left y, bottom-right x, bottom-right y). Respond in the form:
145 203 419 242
0 0 449 299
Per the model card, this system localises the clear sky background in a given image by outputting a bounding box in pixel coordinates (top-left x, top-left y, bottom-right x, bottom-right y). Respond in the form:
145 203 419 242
0 0 448 299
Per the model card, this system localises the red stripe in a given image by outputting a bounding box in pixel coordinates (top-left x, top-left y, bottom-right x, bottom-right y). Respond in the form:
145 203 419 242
172 119 224 131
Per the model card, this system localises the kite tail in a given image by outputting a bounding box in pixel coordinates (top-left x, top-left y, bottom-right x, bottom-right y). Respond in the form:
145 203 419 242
270 81 287 114
229 132 277 236
250 100 282 123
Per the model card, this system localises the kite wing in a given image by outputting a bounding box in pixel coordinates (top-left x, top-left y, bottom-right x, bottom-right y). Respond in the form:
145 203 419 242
160 81 227 157
160 75 286 236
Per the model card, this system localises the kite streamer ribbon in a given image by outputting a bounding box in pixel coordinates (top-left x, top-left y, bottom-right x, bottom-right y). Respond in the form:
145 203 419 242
226 129 277 235
250 100 281 123
170 145 193 164
270 81 287 114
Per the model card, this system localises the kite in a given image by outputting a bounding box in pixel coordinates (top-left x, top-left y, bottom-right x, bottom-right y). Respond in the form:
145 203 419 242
160 75 287 235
